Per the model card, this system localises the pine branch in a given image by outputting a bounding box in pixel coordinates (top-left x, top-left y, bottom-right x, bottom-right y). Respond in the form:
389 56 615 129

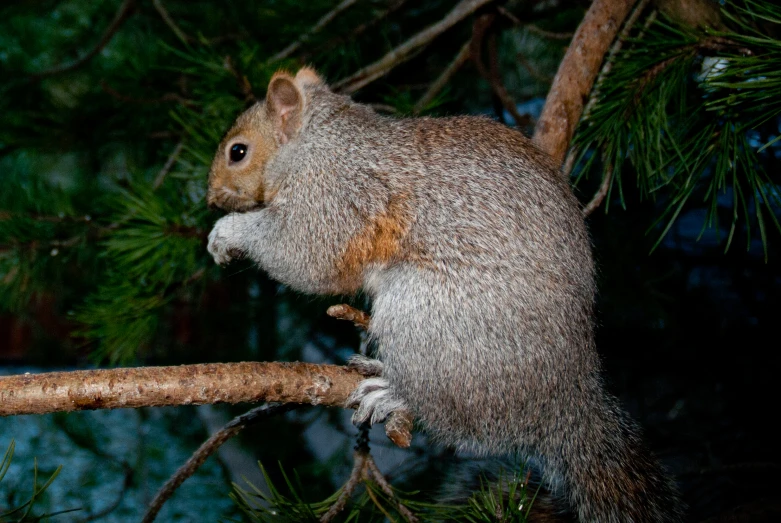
533 0 638 166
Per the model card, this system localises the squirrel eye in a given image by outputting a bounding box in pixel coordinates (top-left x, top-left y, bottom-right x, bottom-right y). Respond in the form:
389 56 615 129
229 143 248 163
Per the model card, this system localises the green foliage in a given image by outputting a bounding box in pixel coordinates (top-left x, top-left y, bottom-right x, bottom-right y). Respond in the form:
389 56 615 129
0 441 75 522
232 462 536 523
573 0 781 258
460 471 537 523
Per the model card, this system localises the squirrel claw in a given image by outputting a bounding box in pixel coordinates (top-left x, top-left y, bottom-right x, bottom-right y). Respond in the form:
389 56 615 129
348 377 407 426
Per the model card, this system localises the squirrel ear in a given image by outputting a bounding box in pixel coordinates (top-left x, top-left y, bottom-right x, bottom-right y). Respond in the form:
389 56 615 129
295 67 323 88
267 72 304 145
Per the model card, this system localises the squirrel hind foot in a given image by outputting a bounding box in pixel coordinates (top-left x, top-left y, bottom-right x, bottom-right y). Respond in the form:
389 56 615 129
348 377 407 426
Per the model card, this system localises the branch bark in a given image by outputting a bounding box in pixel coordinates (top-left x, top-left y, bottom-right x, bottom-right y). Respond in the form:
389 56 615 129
533 0 637 167
0 362 362 417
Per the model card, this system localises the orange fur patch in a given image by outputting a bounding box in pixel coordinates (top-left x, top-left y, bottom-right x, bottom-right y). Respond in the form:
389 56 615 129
335 198 411 293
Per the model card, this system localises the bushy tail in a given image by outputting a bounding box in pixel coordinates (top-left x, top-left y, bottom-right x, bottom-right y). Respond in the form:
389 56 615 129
562 402 685 523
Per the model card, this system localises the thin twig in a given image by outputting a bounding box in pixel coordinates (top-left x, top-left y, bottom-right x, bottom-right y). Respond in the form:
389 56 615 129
153 0 190 45
100 80 193 106
271 0 361 63
223 56 256 102
320 426 371 523
153 141 184 190
29 0 137 80
517 52 553 83
141 404 299 523
525 24 575 41
306 0 412 61
582 160 613 217
365 455 418 522
335 0 494 94
497 6 574 40
327 304 370 331
413 40 471 114
471 13 530 128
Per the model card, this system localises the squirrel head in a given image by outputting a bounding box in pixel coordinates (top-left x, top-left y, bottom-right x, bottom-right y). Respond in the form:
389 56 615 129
207 67 324 211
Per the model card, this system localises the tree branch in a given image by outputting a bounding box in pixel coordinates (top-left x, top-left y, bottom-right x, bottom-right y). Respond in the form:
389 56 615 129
29 0 137 80
471 13 531 128
0 362 362 417
270 0 360 63
141 403 300 523
413 39 471 115
334 0 494 94
533 0 637 167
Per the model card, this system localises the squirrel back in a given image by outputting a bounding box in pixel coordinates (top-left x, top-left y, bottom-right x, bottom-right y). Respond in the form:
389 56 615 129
206 68 684 522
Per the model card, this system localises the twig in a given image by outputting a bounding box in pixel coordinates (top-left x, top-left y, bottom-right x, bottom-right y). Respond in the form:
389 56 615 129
497 6 574 40
525 24 575 41
517 52 553 83
223 56 256 102
271 0 361 63
29 0 137 80
327 303 371 330
100 81 193 106
365 455 418 522
153 141 184 190
306 0 412 61
152 0 190 45
320 426 371 523
322 427 418 523
334 0 494 94
582 160 613 217
471 13 530 128
533 0 638 166
77 466 131 522
413 40 471 114
142 403 299 523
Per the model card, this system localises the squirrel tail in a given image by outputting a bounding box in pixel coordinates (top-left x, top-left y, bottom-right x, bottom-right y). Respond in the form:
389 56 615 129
558 401 685 523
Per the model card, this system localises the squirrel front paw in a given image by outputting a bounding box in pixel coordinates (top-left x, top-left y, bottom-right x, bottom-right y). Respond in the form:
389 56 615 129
347 376 407 426
207 215 246 265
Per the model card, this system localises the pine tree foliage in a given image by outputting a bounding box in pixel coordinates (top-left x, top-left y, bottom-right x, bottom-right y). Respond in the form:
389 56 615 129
232 462 533 523
0 441 75 522
574 0 781 257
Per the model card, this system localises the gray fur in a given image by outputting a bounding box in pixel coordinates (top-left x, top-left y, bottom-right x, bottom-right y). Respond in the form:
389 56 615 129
207 73 684 522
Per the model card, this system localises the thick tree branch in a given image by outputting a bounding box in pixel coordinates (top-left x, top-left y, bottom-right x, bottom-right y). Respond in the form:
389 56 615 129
0 362 362 417
533 0 637 167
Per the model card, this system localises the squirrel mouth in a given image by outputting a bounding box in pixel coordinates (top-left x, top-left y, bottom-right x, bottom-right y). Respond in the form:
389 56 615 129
207 187 265 213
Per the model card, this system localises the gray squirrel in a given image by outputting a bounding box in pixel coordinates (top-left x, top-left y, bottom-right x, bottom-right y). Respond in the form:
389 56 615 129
206 67 684 522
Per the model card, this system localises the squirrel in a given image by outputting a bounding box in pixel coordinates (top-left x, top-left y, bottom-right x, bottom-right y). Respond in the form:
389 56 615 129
206 67 684 523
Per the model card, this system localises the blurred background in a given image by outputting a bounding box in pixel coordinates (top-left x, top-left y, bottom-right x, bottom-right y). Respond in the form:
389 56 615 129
0 0 779 521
